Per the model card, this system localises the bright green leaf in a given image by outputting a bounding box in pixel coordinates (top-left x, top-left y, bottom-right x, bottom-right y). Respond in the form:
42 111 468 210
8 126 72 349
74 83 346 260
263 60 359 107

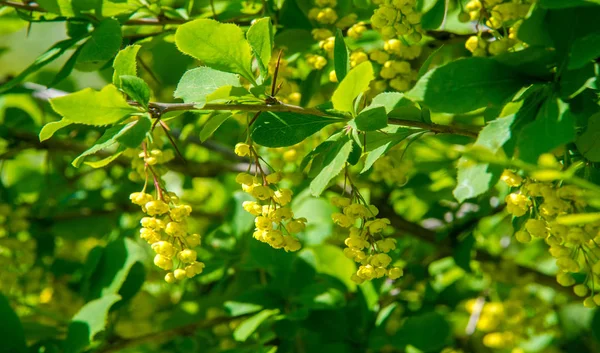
361 126 416 173
112 45 141 86
50 84 139 126
233 309 279 342
252 111 342 148
309 137 353 196
76 19 122 71
84 150 125 168
200 113 232 142
355 106 388 131
63 294 121 353
39 118 73 142
115 115 151 148
174 67 240 108
406 57 529 113
332 61 374 114
175 19 255 82
247 17 274 79
120 75 151 109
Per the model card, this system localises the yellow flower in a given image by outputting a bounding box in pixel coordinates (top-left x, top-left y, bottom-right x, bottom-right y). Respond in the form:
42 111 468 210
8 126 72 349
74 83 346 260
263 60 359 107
331 196 352 208
273 188 293 205
252 185 273 200
165 221 187 237
130 192 154 206
242 201 263 216
367 218 391 233
376 238 397 252
145 200 170 216
151 241 175 257
343 204 368 219
234 143 251 157
505 193 530 217
370 253 392 267
186 234 201 247
283 235 301 252
178 249 197 263
154 254 173 270
500 170 523 187
286 219 307 234
332 212 354 228
344 235 368 249
255 216 272 230
525 219 547 238
388 267 403 279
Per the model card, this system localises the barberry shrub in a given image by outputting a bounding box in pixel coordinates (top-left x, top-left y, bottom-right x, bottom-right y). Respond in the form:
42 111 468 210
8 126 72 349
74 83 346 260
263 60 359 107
1 0 600 352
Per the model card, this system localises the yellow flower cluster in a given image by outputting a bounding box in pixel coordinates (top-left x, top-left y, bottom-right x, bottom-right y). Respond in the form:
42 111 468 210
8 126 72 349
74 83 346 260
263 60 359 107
370 156 412 185
235 143 303 252
370 0 424 41
364 39 422 94
502 165 600 307
463 0 532 56
130 191 205 283
330 196 402 283
464 287 556 351
127 147 175 182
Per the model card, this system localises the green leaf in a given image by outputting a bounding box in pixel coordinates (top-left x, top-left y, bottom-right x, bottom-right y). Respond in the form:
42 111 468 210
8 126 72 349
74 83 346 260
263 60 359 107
112 45 141 86
39 118 73 142
233 309 279 342
517 98 575 163
115 115 151 148
246 17 274 79
305 244 357 290
76 19 122 71
175 19 255 82
391 312 451 352
309 137 353 196
63 294 121 353
332 61 374 114
421 0 446 30
252 111 341 148
174 67 240 108
120 75 151 109
0 294 27 353
72 117 149 167
84 150 125 168
453 114 515 202
361 126 416 173
200 113 232 142
50 45 83 87
406 57 529 114
417 45 444 78
355 106 388 131
334 28 350 82
539 0 600 8
576 112 600 162
569 32 600 69
0 37 80 94
50 84 139 126
86 238 146 299
559 63 596 99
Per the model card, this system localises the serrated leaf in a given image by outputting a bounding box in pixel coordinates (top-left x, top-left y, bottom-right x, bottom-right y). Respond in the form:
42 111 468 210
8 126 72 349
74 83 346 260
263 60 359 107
361 126 416 173
112 45 141 86
63 294 121 353
0 37 80 94
355 106 388 131
233 309 279 342
247 17 274 79
39 118 73 142
84 150 124 168
175 19 255 82
200 113 232 142
50 84 139 126
252 111 342 147
406 57 529 113
334 28 350 82
310 137 353 196
332 61 374 114
0 294 27 353
76 19 122 71
174 67 240 108
576 112 600 162
120 75 151 109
